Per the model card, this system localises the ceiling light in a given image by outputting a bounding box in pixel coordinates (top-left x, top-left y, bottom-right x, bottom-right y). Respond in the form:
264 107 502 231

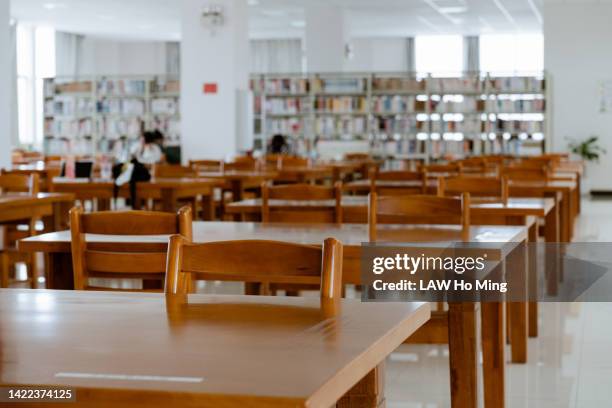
290 20 305 28
439 6 468 14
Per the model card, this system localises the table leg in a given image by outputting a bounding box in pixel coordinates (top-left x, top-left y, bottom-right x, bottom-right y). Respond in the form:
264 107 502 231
528 222 538 338
481 302 505 408
45 252 74 290
507 242 528 364
161 188 178 213
448 302 478 408
337 362 385 408
201 193 215 221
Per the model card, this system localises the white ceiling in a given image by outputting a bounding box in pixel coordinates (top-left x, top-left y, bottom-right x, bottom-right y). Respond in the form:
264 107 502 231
11 0 547 41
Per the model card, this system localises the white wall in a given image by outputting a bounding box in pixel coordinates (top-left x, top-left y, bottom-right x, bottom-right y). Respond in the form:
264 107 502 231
77 37 168 76
345 38 408 72
0 0 11 168
544 2 612 191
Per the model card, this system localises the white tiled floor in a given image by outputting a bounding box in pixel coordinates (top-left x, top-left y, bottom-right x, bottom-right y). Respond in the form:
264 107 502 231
385 198 612 408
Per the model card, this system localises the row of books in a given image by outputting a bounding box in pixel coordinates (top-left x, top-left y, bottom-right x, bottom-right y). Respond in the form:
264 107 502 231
482 120 544 133
252 78 310 94
314 117 368 136
313 96 368 112
430 117 482 133
97 79 147 96
373 117 423 134
45 97 95 117
372 78 424 92
486 77 544 92
151 98 179 115
484 99 545 112
371 96 425 113
97 99 146 116
45 118 94 139
264 98 309 114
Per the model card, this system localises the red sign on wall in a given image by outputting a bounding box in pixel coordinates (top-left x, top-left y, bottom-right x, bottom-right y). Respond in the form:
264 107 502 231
203 83 218 94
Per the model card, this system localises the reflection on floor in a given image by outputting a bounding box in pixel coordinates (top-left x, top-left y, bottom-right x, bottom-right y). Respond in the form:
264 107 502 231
385 198 612 408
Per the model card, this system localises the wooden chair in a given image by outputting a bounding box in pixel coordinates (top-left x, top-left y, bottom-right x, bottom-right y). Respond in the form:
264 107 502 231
368 192 470 242
438 176 509 204
0 172 40 288
224 160 257 171
165 235 343 300
370 170 428 195
501 165 550 181
420 163 463 176
261 182 342 223
153 164 197 178
70 206 192 291
189 160 222 172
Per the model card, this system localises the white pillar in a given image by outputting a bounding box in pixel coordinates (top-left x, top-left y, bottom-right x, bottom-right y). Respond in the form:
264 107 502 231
304 5 347 73
0 0 11 168
180 0 249 161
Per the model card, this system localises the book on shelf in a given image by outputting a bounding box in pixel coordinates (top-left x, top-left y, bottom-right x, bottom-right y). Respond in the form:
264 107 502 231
372 77 424 92
312 78 366 94
314 116 367 137
151 98 179 115
265 97 308 114
96 98 146 116
97 78 146 96
314 96 367 113
371 95 423 113
428 77 482 94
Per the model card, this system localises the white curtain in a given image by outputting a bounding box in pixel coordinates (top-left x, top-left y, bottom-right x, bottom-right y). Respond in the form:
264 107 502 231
464 36 479 74
55 32 84 77
9 21 18 146
250 39 303 74
406 37 415 73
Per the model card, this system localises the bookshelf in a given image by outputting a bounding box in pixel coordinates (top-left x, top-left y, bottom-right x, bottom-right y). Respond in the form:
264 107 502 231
43 75 180 156
251 72 548 160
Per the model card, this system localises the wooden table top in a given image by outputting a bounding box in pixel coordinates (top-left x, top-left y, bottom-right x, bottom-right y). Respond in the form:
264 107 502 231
508 179 577 190
197 170 279 181
51 177 220 188
226 196 554 217
0 289 430 407
19 221 527 255
0 192 75 207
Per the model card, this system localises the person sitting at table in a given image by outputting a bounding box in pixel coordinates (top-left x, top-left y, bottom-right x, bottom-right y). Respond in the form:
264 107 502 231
269 134 290 154
131 131 164 165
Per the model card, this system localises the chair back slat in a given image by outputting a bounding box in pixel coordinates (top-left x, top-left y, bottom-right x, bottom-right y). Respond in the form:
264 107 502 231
368 193 470 241
165 237 343 299
439 176 508 204
70 206 192 291
0 172 39 194
262 182 342 223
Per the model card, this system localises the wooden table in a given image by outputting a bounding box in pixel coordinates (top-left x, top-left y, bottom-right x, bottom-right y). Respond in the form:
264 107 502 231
0 289 430 407
508 180 577 242
20 221 528 408
344 179 438 194
50 178 219 219
0 193 74 231
226 196 557 237
197 170 279 202
10 163 62 191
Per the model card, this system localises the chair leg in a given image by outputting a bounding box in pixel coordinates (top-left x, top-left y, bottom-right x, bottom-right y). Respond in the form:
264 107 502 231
1 253 9 288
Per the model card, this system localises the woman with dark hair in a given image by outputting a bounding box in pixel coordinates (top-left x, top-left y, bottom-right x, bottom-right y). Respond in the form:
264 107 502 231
131 131 163 165
269 134 289 154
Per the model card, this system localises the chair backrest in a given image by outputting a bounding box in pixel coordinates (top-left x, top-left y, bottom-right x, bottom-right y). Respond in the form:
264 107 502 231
224 160 257 171
0 172 39 194
153 164 197 178
439 176 508 204
70 206 193 291
368 193 470 241
165 236 343 300
189 160 222 172
501 165 550 181
421 163 463 176
344 153 370 161
261 182 343 223
371 170 428 195
270 156 309 169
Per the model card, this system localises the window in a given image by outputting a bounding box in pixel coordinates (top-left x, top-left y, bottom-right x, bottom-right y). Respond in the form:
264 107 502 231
415 35 463 77
480 34 543 76
16 24 55 146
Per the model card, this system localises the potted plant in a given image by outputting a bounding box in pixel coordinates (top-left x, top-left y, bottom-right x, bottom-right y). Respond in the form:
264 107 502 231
568 136 606 163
